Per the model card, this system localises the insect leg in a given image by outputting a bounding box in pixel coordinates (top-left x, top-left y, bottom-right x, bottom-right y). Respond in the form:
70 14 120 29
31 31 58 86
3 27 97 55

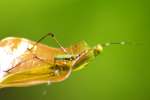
28 33 69 54
26 33 70 64
4 55 50 73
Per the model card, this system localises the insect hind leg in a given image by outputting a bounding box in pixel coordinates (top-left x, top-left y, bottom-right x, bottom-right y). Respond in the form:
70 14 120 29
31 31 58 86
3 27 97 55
3 54 48 73
27 33 68 54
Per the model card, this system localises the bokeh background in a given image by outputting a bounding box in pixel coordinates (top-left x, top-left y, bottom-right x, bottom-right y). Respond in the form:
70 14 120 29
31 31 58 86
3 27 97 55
0 0 149 100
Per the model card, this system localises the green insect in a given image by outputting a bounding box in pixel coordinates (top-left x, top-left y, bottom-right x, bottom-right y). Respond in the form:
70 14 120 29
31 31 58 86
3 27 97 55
0 33 125 88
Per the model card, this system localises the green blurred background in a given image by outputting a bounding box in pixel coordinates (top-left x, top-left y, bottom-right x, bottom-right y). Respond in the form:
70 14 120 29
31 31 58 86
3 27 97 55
0 0 149 100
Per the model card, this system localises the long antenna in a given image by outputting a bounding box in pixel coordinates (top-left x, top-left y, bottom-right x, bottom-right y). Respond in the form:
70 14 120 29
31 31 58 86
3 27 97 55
102 41 131 47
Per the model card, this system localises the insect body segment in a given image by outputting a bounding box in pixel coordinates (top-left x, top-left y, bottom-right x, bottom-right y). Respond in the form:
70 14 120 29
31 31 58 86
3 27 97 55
54 54 76 61
0 34 102 88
